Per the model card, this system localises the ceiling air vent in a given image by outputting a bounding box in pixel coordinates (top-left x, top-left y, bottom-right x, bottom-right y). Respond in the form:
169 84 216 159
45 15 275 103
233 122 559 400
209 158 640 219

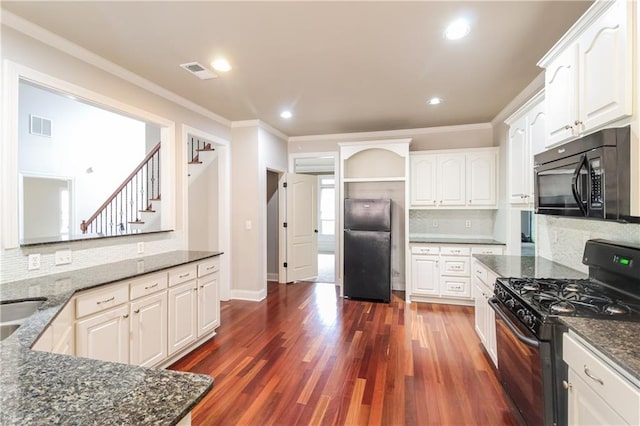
179 62 217 80
30 114 52 137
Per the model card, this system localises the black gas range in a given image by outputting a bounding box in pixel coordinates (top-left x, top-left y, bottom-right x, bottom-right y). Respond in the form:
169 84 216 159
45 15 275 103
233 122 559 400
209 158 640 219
489 239 640 426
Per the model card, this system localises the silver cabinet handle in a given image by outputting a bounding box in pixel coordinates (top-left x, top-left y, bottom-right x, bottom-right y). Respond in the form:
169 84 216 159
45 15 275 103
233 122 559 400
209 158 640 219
179 273 190 279
123 314 129 319
583 365 604 385
206 266 216 271
133 309 140 314
97 297 115 305
562 380 572 390
144 283 159 290
564 124 573 130
574 120 583 126
200 285 204 289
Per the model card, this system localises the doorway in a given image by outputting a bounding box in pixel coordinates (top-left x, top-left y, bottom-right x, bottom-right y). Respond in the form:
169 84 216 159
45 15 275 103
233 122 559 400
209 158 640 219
521 210 535 256
266 170 280 282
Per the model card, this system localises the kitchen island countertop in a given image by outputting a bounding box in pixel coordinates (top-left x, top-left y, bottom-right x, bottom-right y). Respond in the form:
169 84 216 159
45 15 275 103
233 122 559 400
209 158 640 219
0 250 221 425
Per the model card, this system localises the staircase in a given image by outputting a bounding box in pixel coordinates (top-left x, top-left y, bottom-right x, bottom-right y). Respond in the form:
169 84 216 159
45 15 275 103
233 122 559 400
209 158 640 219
80 143 161 236
187 136 216 181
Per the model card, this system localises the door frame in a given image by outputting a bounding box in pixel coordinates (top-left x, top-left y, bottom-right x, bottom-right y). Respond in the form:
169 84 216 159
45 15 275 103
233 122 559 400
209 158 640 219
285 152 339 285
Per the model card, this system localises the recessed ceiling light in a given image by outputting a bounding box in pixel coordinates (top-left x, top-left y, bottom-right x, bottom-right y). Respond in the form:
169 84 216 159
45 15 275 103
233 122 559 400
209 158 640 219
444 18 470 40
280 110 293 119
211 58 232 73
427 97 443 105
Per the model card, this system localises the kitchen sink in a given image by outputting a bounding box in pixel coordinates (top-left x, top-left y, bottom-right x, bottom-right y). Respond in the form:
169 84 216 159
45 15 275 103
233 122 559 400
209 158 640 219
0 324 20 341
0 300 44 324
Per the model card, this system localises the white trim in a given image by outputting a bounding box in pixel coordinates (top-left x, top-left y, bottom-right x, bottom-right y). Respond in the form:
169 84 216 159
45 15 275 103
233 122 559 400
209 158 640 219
504 89 545 126
232 119 289 141
492 73 545 127
230 288 267 302
1 11 231 128
288 123 492 143
182 125 231 302
1 60 176 249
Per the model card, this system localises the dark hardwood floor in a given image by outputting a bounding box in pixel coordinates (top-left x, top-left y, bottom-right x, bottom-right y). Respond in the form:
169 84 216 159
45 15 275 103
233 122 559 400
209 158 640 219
169 282 518 425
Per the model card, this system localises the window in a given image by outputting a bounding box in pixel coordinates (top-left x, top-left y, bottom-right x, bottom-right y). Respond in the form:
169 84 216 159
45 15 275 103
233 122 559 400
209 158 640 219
319 176 335 235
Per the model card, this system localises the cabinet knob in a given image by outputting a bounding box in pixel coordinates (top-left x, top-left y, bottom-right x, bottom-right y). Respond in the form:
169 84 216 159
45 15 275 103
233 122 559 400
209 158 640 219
574 120 583 126
562 380 572 390
564 124 573 130
134 309 140 314
123 314 129 319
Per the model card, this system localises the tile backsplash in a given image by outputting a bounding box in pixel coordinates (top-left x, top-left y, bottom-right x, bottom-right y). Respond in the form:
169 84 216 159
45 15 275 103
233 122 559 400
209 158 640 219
409 209 497 239
0 232 183 284
536 215 640 273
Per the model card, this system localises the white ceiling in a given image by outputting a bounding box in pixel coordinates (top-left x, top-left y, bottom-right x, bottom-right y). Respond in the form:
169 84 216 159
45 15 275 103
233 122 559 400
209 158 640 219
1 1 593 137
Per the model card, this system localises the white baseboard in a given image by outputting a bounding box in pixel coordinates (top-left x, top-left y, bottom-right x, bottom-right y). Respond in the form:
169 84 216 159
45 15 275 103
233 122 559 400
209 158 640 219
231 288 267 302
267 272 278 281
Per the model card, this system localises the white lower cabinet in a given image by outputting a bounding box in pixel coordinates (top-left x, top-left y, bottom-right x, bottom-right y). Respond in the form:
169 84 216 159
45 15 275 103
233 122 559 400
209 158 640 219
76 304 130 364
563 332 639 425
472 258 498 367
168 280 198 356
130 291 167 367
411 254 440 296
197 271 220 337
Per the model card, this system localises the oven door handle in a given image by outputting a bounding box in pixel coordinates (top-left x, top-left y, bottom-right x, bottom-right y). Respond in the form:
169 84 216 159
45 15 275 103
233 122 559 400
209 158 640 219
571 154 588 216
488 297 540 348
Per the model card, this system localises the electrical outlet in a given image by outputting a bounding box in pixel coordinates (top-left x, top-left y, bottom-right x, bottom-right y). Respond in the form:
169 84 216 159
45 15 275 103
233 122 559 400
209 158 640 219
432 220 439 228
28 254 41 270
465 220 472 228
137 242 145 254
55 249 72 266
245 220 253 230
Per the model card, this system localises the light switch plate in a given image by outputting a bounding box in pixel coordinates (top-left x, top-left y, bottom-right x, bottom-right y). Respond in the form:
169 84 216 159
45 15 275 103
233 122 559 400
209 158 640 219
55 249 72 266
137 242 144 254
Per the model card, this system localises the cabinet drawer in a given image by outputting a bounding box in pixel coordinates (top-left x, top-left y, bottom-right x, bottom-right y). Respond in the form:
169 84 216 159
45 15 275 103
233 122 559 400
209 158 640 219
130 272 168 300
411 246 439 255
169 265 198 287
471 246 504 255
563 333 640 425
440 277 471 298
76 282 129 318
441 256 470 276
440 246 470 256
198 258 220 277
472 261 488 284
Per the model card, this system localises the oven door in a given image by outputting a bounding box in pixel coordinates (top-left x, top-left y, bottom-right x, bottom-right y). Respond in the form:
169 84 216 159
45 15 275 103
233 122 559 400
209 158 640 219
489 298 555 426
534 154 590 218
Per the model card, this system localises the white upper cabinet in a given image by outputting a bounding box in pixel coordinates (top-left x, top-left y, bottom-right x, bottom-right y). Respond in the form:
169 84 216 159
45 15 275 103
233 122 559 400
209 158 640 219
539 0 632 146
466 150 497 207
410 148 498 209
506 91 546 206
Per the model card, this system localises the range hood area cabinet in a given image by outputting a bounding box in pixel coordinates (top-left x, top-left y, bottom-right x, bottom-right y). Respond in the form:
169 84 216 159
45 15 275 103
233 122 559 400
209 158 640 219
538 0 633 147
409 147 498 209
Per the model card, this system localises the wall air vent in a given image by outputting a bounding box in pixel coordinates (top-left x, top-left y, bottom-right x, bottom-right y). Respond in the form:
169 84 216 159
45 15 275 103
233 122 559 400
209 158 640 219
179 62 218 80
30 114 52 137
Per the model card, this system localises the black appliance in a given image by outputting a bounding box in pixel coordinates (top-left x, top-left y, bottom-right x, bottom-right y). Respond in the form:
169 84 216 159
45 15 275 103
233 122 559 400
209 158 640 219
343 198 391 302
489 239 640 426
533 125 635 222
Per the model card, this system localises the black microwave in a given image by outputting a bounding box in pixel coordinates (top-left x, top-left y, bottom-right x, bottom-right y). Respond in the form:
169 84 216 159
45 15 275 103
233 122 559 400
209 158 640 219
533 125 635 222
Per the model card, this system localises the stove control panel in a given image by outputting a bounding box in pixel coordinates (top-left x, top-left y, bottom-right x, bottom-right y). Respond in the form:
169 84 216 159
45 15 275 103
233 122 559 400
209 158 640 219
494 281 545 337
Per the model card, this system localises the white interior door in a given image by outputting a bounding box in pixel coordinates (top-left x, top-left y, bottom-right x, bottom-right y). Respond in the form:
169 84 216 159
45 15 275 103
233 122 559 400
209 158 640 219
283 173 318 282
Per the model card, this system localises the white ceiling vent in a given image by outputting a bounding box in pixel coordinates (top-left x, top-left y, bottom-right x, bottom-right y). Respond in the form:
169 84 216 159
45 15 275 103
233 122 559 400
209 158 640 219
179 62 217 80
30 114 52 137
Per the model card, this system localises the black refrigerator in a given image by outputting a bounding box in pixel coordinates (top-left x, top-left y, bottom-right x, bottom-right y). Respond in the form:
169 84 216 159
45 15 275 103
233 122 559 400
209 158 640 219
343 198 391 303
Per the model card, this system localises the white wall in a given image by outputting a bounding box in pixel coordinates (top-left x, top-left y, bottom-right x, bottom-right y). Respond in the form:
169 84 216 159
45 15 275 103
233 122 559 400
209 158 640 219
1 23 230 283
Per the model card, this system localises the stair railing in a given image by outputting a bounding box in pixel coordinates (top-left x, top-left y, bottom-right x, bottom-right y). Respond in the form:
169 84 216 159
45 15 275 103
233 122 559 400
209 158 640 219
80 142 161 235
188 136 215 164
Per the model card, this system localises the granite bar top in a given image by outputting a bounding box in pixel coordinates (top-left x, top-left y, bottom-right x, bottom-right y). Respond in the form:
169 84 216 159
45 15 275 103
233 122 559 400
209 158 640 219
472 254 588 279
560 318 640 386
0 250 222 425
409 235 506 245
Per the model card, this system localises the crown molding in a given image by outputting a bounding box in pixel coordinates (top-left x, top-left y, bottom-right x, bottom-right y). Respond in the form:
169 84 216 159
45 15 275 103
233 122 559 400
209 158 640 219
1 11 231 128
231 119 288 141
288 122 492 143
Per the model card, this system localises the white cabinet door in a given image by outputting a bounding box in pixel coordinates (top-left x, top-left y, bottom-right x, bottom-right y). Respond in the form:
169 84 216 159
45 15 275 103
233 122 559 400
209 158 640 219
545 45 578 146
411 255 439 295
567 370 626 426
578 0 631 133
466 151 496 207
76 305 129 364
438 154 466 206
130 291 167 367
508 116 528 204
410 155 438 206
197 272 220 337
473 281 487 345
168 280 198 356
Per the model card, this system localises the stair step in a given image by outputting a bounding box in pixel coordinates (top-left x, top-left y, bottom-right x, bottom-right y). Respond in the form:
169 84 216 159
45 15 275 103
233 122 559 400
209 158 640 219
196 147 215 152
189 160 203 164
150 196 161 201
139 209 156 213
128 220 145 225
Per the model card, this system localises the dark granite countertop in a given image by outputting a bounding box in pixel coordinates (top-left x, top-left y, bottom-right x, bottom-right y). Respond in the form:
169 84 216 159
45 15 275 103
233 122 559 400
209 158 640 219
560 318 640 386
0 250 221 425
472 255 588 279
474 255 639 388
409 235 506 245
